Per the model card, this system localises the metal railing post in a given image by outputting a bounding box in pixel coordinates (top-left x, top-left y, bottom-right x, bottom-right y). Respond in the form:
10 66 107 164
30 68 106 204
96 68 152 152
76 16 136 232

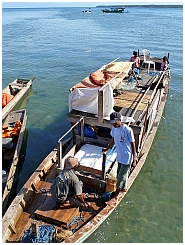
57 117 84 169
102 152 106 180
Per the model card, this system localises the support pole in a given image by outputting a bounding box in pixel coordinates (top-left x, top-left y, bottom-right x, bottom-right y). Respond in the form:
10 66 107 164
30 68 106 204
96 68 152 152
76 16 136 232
31 221 38 235
98 90 103 125
102 152 106 180
80 117 84 144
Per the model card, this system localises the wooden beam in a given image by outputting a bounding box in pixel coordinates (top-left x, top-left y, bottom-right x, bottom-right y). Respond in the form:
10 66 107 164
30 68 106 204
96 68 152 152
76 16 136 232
8 223 16 234
80 117 84 144
98 90 103 124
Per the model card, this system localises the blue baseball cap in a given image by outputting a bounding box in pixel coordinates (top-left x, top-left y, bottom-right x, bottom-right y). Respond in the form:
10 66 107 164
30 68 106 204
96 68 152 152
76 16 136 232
108 112 121 124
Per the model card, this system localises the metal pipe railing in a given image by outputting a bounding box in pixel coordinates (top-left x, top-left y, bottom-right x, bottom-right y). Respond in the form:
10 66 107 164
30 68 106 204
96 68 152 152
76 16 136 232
57 117 84 169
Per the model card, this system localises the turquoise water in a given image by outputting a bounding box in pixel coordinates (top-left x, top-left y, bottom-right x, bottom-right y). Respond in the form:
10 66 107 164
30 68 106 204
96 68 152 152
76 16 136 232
2 6 183 243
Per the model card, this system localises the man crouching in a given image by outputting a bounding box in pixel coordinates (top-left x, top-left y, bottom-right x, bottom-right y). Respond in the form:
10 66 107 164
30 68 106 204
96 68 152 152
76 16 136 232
51 156 89 209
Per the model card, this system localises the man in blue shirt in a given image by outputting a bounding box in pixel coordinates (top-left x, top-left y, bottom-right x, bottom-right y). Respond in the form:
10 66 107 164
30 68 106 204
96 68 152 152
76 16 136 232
102 112 137 202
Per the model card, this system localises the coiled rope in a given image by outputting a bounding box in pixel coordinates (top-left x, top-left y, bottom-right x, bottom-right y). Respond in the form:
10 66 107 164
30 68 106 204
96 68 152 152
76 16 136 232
69 212 85 232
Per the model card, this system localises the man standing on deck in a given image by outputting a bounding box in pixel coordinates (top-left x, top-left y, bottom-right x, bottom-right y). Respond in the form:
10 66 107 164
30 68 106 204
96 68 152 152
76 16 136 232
102 112 137 203
130 50 140 69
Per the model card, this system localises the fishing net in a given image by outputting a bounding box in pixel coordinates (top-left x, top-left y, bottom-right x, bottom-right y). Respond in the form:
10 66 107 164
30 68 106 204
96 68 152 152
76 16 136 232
21 224 56 243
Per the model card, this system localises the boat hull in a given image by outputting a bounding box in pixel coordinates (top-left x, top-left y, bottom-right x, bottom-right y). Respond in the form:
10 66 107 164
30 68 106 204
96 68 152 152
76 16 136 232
2 56 170 243
102 10 124 13
102 7 125 13
2 78 34 120
64 74 170 243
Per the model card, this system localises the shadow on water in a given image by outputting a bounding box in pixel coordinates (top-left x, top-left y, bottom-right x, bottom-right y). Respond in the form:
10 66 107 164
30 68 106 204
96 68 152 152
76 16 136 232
11 87 33 111
15 107 72 194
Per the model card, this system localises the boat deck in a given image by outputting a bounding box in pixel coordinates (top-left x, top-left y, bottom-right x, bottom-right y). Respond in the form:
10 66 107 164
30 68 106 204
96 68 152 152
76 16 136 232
68 65 163 128
8 165 106 242
113 69 159 120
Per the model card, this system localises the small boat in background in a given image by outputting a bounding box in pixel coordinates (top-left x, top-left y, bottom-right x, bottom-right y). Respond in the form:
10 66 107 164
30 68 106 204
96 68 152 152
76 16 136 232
102 7 125 13
82 9 91 13
2 77 35 121
2 109 27 215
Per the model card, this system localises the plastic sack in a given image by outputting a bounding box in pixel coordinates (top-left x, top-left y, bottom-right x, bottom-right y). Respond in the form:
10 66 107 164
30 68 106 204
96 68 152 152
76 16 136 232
78 124 96 139
101 191 115 202
133 68 140 75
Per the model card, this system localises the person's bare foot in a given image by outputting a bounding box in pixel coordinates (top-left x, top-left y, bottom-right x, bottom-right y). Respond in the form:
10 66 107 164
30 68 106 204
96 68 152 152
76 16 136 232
62 203 73 207
105 198 117 206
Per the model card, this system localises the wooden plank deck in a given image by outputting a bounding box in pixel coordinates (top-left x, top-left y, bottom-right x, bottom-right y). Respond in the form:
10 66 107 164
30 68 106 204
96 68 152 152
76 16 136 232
34 192 105 229
35 194 80 228
114 91 151 110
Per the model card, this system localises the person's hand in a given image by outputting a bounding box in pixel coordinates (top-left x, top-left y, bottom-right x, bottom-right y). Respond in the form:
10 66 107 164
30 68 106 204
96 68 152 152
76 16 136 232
132 159 137 168
102 147 108 152
84 202 91 209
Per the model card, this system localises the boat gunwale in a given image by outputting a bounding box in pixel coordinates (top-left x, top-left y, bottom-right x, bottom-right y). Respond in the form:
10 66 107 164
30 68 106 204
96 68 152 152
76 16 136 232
2 109 27 215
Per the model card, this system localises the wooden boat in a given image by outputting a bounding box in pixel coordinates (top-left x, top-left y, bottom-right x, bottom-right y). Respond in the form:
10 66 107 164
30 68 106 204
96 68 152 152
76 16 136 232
2 52 171 243
2 77 35 120
102 7 125 13
2 109 27 215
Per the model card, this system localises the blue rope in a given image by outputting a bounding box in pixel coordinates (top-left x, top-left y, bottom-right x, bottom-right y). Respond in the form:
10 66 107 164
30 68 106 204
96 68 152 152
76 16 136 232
69 212 85 232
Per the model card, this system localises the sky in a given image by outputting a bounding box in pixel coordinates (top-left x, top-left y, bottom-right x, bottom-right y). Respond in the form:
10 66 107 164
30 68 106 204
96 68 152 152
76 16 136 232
2 1 183 8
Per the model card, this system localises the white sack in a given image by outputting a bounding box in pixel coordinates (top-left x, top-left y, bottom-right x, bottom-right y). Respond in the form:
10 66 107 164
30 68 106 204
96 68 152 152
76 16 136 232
69 83 114 117
74 144 116 172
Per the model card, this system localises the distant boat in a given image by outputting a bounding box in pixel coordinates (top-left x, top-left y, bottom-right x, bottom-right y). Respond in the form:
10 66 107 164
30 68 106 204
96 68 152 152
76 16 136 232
102 7 125 13
82 9 91 13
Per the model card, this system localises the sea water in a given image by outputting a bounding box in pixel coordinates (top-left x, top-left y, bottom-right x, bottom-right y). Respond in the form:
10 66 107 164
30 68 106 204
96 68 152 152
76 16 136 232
2 6 183 243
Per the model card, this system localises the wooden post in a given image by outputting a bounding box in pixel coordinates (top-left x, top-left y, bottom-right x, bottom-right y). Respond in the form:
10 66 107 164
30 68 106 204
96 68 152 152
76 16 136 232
80 117 84 144
102 152 106 180
31 221 38 235
98 90 103 125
